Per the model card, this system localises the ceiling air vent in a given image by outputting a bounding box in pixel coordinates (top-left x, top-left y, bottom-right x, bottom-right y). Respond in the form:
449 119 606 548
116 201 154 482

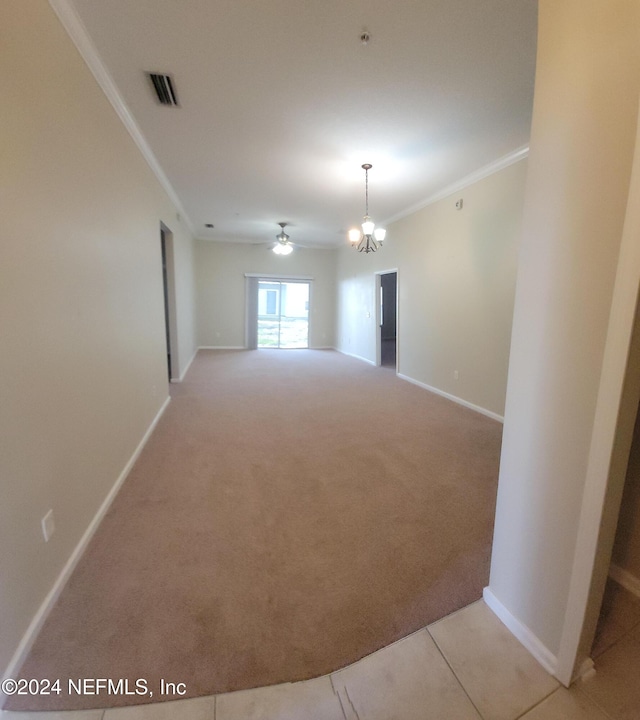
148 73 179 107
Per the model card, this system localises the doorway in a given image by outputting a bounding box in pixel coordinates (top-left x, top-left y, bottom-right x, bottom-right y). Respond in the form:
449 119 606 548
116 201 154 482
585 396 640 713
377 271 398 369
584 285 640 685
257 280 310 348
160 225 177 381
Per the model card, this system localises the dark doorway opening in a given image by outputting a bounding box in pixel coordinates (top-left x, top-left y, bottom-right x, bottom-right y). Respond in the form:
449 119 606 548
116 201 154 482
160 227 172 381
379 271 397 369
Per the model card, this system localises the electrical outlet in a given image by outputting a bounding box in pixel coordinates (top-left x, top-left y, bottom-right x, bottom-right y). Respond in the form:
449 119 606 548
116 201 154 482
42 509 55 542
454 370 459 380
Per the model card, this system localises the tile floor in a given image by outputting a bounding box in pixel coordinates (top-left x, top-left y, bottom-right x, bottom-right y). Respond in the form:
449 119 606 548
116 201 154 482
2 589 640 720
577 579 640 720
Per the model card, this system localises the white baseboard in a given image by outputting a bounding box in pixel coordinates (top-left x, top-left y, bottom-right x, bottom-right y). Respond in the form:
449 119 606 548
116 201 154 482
198 346 334 353
198 345 245 350
1 396 171 700
335 349 376 366
575 657 596 683
335 353 504 423
609 564 640 599
398 374 504 423
483 587 558 677
173 347 198 383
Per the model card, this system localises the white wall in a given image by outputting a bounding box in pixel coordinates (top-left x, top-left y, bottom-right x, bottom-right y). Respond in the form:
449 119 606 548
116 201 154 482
335 159 527 418
488 0 640 680
195 241 336 349
0 0 197 676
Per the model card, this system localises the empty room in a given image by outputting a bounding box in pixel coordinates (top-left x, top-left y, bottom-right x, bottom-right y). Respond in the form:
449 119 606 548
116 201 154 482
3 1 640 719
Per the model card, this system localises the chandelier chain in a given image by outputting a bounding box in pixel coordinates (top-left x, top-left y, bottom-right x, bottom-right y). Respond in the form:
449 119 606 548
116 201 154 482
365 166 369 217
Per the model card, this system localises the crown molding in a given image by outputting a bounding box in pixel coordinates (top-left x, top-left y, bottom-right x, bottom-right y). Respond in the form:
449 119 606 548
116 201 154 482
384 144 530 227
48 0 195 236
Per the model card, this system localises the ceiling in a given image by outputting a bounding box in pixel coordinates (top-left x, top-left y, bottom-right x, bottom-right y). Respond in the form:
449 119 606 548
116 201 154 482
66 0 537 248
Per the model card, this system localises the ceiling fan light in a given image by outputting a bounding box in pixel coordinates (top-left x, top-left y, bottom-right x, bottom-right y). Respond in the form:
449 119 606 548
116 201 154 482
273 222 293 255
362 218 375 236
348 228 361 245
374 227 386 242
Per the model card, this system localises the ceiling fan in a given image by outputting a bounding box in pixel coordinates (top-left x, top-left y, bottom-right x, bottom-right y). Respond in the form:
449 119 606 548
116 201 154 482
271 222 296 255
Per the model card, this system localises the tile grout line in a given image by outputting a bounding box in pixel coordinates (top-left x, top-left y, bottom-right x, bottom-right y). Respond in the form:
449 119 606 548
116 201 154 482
343 687 361 720
512 686 560 719
517 686 559 719
574 682 620 720
592 615 640 662
426 627 486 719
312 602 489 686
432 631 559 720
329 675 354 720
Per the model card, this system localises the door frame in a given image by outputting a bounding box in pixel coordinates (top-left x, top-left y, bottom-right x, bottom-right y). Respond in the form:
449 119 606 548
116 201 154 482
375 269 399 369
160 223 178 382
554 110 640 683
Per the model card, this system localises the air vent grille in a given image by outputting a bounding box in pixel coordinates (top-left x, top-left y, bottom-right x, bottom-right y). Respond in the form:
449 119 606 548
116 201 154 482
148 73 179 106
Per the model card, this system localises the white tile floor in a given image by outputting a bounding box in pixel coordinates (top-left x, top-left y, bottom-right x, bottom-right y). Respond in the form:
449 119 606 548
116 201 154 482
3 596 639 720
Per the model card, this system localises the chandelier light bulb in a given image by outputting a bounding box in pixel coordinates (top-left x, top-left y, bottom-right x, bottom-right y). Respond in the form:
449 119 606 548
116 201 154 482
361 217 375 236
374 227 386 242
349 228 361 245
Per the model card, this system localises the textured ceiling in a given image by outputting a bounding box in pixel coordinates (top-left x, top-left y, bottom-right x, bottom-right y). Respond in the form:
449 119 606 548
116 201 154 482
68 0 537 248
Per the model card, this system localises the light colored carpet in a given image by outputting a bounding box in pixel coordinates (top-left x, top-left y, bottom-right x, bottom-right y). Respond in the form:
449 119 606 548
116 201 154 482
7 349 502 711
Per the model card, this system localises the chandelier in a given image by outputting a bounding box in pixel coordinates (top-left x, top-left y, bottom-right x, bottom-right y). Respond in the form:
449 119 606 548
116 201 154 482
348 163 386 253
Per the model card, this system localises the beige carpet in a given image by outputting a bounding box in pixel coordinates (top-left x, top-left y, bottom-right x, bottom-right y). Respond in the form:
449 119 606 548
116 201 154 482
7 349 502 711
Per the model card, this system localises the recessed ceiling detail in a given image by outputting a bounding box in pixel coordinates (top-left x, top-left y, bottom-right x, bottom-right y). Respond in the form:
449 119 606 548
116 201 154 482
147 73 179 107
